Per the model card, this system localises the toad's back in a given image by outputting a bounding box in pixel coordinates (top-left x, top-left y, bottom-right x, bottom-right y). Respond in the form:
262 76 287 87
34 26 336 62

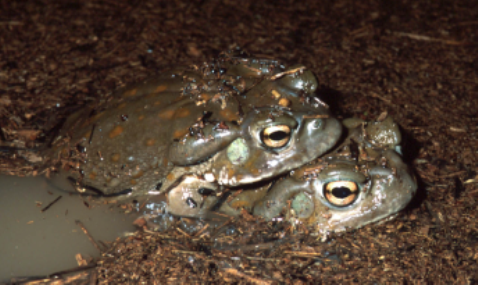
47 51 342 198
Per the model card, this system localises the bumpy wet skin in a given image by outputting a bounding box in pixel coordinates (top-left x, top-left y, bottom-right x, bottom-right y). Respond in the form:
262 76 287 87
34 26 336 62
148 115 416 234
45 51 342 204
251 116 416 233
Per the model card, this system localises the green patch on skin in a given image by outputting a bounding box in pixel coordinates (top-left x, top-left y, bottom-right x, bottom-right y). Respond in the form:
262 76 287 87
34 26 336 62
292 192 314 218
227 138 249 165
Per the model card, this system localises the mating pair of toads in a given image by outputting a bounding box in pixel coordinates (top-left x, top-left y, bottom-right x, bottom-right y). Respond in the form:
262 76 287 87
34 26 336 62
45 49 417 235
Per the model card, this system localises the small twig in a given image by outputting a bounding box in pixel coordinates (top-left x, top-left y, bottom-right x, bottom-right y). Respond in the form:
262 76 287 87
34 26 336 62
449 126 467 133
365 92 392 104
49 264 97 278
242 65 263 75
436 171 467 178
98 240 109 249
244 256 282 262
193 223 209 237
465 179 478 185
302 114 329 119
172 250 204 255
62 271 91 283
393 32 469 46
13 265 96 284
214 238 291 251
40 195 62 212
416 169 466 179
211 211 234 218
221 268 272 285
175 227 192 238
283 250 323 257
76 220 103 252
211 218 233 236
226 189 243 203
269 66 306 80
88 124 96 145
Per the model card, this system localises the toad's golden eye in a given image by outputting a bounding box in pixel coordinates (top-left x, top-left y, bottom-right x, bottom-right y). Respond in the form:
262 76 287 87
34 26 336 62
324 181 359 207
261 125 291 148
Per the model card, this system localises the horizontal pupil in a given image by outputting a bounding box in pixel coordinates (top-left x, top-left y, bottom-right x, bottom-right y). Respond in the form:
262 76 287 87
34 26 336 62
268 131 288 141
331 187 352 198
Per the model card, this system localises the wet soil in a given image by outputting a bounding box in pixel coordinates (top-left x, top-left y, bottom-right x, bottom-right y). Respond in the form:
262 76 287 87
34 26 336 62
1 0 477 283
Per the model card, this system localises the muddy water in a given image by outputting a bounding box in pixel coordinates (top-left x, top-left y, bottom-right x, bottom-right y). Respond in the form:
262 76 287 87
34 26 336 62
0 174 138 282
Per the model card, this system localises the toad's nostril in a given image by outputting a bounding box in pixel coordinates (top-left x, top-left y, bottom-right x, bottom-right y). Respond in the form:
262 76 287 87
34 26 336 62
186 197 198 208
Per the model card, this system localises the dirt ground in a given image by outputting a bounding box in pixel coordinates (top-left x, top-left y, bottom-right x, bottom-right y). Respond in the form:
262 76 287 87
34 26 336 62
1 0 477 284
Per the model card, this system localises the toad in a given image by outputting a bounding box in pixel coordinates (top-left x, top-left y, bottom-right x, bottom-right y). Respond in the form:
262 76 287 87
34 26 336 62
46 49 342 201
171 115 416 233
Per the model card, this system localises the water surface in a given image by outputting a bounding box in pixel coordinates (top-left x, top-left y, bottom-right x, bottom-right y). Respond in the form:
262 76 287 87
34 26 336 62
0 174 137 282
